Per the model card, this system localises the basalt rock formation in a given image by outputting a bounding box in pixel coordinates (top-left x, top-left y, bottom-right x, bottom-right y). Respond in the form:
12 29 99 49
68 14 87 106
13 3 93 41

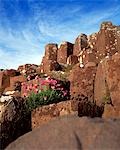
0 22 120 149
0 21 120 118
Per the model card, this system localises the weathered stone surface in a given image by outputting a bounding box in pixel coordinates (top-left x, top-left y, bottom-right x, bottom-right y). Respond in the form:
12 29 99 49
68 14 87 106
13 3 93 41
10 75 26 90
94 53 120 118
45 43 58 61
69 64 97 102
0 97 31 149
57 42 73 64
116 26 120 52
32 100 75 128
78 98 104 118
78 48 98 67
88 22 120 63
67 55 78 65
36 65 44 74
73 34 88 56
18 64 38 75
40 44 61 73
102 104 120 118
0 70 20 95
6 115 120 150
4 75 26 93
42 59 61 73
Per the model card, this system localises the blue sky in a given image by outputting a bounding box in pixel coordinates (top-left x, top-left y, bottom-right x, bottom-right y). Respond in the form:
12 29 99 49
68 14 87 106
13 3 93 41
0 0 120 69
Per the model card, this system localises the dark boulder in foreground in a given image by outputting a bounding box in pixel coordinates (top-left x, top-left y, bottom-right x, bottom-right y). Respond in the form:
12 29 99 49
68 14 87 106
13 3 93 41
6 115 120 150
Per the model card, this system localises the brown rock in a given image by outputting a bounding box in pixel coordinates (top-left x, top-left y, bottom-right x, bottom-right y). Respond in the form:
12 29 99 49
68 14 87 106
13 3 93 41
67 55 78 65
94 53 120 118
40 43 61 73
78 48 98 67
45 43 58 61
88 22 120 63
0 97 31 149
73 34 88 56
32 100 74 128
57 42 73 64
116 26 120 52
6 115 120 150
0 70 19 94
4 75 26 92
69 64 97 102
18 64 38 75
42 60 61 73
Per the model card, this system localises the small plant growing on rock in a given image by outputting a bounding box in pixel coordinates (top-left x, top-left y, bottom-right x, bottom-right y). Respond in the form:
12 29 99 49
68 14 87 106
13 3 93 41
22 76 70 112
102 95 111 105
25 89 65 112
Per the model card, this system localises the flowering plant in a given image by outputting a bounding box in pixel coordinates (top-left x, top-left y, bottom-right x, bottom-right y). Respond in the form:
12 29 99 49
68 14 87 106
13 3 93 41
22 76 69 98
22 76 70 111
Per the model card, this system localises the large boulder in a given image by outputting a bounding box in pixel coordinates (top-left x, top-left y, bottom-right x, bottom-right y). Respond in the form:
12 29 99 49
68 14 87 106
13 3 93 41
32 100 75 129
94 52 120 118
0 96 31 149
6 115 120 150
68 64 97 111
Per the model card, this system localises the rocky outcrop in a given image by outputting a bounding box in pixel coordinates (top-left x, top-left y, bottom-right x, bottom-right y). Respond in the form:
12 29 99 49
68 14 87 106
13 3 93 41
94 52 120 118
88 22 120 63
18 64 38 75
67 55 79 65
6 115 120 150
73 34 88 56
40 43 61 73
0 21 120 124
0 70 20 95
32 100 76 128
69 64 97 102
4 75 26 92
57 42 73 64
0 96 31 149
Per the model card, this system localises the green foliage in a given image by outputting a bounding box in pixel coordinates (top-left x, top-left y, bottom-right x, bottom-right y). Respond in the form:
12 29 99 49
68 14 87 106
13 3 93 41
25 89 64 112
102 95 111 104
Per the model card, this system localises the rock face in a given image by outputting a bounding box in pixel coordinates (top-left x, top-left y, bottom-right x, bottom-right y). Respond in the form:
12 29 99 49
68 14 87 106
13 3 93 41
67 55 79 65
45 43 58 61
78 48 97 67
32 100 75 128
57 42 73 64
18 64 38 75
6 115 120 150
0 70 20 95
4 75 26 92
73 34 88 56
69 64 97 102
40 44 60 73
94 53 120 118
88 22 120 63
0 96 31 149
